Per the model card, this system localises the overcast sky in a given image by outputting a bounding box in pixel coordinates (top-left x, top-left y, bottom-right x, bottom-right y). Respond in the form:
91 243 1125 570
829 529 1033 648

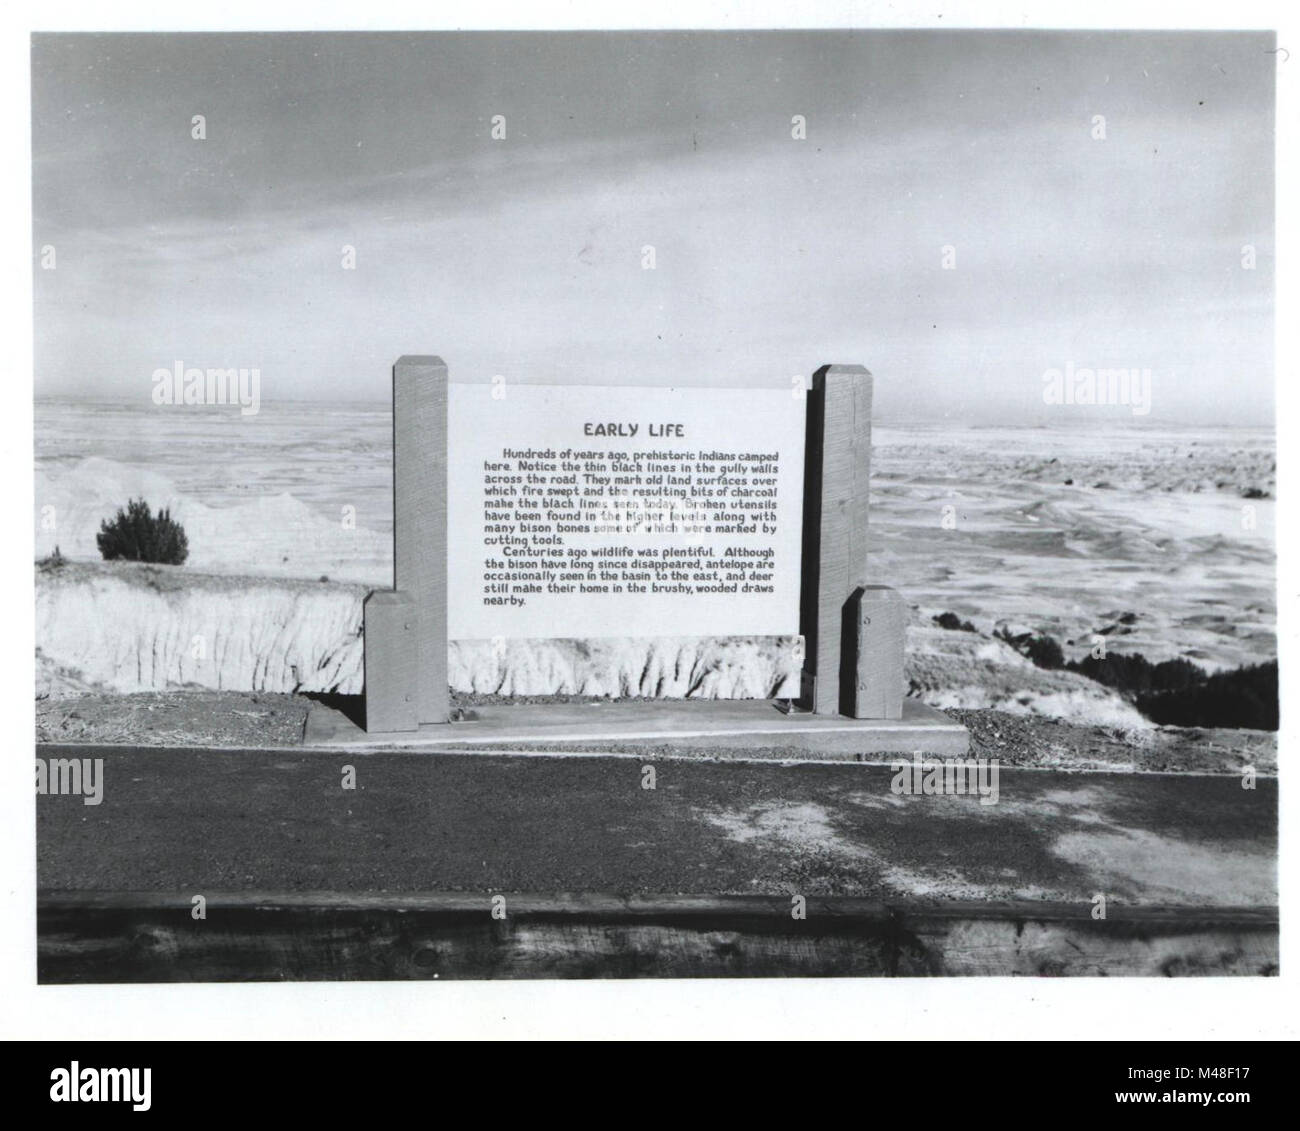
32 30 1274 424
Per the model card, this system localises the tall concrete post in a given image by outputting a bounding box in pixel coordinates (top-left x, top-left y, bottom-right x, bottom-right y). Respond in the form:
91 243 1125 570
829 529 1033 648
367 355 450 729
799 364 873 715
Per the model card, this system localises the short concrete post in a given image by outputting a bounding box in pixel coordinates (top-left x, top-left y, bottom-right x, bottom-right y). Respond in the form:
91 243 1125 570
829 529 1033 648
363 590 419 732
393 355 449 726
799 364 873 715
848 586 907 719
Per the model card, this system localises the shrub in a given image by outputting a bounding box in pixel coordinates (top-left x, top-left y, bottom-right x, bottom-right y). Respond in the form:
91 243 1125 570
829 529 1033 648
38 545 67 571
933 611 977 632
96 498 189 565
1136 661 1278 730
996 626 1065 669
995 625 1277 730
1069 652 1205 695
1023 634 1065 669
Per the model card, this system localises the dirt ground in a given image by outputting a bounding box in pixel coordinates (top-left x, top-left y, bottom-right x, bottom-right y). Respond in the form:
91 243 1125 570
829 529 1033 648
34 691 1276 775
36 691 309 747
948 707 1275 775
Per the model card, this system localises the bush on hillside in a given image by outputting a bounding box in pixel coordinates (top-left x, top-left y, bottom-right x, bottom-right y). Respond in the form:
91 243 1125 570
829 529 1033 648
1136 661 1278 731
1001 625 1277 731
96 498 189 565
996 627 1065 669
933 611 977 632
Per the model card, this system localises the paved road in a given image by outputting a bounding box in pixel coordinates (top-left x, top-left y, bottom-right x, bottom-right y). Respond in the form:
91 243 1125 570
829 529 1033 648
36 745 1276 906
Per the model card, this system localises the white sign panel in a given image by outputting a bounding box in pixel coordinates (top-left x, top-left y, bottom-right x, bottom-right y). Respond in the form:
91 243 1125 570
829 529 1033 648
447 382 804 639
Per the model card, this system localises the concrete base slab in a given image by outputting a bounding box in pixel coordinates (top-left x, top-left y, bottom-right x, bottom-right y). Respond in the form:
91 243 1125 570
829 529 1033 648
304 697 969 758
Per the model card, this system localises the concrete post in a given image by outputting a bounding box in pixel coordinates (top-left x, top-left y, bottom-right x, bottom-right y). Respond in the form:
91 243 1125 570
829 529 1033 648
363 590 419 732
799 364 873 715
390 355 449 726
848 585 907 719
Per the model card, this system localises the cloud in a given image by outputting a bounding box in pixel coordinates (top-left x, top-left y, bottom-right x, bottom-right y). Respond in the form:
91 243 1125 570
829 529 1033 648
33 31 1274 424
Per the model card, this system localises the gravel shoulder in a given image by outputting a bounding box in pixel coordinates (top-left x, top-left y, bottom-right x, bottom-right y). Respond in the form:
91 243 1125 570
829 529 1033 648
35 692 1277 775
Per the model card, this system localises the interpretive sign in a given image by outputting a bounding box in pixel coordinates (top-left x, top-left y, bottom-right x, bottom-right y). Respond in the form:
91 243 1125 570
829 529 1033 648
363 357 913 733
446 380 804 639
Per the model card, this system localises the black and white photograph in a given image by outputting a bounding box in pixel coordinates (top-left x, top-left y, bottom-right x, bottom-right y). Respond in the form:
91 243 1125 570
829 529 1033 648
6 0 1297 1055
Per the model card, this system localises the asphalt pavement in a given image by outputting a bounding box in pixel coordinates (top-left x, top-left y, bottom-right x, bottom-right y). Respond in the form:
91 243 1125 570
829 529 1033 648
36 744 1276 906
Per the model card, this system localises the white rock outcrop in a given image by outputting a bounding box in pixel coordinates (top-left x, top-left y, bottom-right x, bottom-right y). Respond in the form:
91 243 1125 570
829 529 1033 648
35 564 1151 730
35 563 800 700
37 563 366 696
